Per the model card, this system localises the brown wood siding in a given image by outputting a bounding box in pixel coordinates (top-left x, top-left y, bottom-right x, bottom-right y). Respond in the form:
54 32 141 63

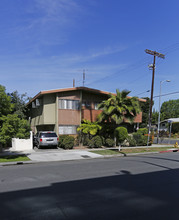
58 90 80 100
82 109 102 122
82 110 142 123
58 109 80 125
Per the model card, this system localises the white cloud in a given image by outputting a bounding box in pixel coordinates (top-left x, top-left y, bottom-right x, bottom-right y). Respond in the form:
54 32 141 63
27 0 82 28
90 45 127 58
50 45 128 66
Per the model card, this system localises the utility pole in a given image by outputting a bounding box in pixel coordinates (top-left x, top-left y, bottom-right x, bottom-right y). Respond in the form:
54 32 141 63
145 49 165 146
83 69 86 87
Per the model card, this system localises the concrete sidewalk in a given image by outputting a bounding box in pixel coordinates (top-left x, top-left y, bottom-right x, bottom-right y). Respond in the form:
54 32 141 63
0 148 103 166
27 149 103 162
0 144 174 166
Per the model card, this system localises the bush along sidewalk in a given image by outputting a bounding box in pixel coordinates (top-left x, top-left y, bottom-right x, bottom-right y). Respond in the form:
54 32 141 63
58 135 75 149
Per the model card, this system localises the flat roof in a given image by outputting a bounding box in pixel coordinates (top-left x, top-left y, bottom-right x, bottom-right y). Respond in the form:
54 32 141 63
27 86 146 105
167 118 179 123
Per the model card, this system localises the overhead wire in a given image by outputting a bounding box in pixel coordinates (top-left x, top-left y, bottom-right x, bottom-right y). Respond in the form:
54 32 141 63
86 43 179 96
153 91 179 98
86 56 151 87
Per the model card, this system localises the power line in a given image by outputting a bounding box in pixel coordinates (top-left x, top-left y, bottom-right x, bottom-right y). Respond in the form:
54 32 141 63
86 56 151 86
153 91 179 98
136 90 150 96
86 43 179 91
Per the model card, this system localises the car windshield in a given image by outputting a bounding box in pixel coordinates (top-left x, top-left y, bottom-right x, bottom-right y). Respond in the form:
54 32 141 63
40 133 57 138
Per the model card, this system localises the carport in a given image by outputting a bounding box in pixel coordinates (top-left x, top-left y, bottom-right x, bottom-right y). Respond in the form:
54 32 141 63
167 118 179 141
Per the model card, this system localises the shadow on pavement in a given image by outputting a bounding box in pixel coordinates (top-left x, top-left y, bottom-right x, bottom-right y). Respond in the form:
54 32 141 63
0 167 179 219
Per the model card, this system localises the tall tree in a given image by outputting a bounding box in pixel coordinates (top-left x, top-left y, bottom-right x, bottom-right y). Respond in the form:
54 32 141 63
160 99 179 120
97 89 141 124
139 97 150 127
8 91 30 119
0 85 13 118
0 85 31 151
0 114 31 147
152 109 159 124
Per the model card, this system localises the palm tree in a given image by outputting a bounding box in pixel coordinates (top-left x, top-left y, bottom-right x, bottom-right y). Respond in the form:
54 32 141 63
97 89 141 124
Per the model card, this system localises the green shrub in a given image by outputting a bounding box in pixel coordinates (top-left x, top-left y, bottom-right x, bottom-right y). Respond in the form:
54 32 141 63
58 135 67 148
137 128 148 135
105 138 115 147
87 139 93 148
88 135 102 148
101 136 106 146
58 135 75 149
172 123 179 134
133 133 148 146
75 133 90 146
0 114 31 148
83 135 90 146
159 130 169 138
115 127 128 145
126 135 136 147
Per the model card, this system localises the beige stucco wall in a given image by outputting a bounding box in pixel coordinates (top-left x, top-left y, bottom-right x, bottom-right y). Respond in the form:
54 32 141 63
31 104 44 129
30 94 56 133
43 94 56 124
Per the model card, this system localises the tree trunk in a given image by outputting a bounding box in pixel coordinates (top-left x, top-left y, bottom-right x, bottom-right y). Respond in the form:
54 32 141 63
114 137 116 147
118 144 121 151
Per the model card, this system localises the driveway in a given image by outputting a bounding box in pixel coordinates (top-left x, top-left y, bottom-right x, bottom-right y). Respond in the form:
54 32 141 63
27 148 103 162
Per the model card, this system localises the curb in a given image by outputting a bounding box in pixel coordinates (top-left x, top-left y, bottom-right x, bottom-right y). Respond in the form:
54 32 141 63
0 149 179 166
0 160 38 167
159 149 179 153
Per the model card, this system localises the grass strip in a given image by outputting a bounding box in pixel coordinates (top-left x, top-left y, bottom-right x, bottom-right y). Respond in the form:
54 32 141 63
90 149 120 155
0 155 30 163
90 147 175 156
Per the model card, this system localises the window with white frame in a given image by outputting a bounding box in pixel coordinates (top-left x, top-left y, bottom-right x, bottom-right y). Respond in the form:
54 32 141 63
59 125 78 135
59 99 80 110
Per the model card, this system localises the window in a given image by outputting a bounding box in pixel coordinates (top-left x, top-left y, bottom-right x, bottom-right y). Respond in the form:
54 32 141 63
59 99 79 110
94 102 101 110
40 132 57 138
59 125 77 135
82 101 91 109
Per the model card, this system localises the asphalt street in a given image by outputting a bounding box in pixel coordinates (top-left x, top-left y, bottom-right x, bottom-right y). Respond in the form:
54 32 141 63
1 152 179 219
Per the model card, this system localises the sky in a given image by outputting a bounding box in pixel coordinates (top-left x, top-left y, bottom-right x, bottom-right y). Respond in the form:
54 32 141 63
0 0 179 111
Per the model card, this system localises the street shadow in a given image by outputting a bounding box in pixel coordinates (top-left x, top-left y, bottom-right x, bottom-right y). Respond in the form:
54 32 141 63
0 150 31 158
135 154 179 163
0 167 179 219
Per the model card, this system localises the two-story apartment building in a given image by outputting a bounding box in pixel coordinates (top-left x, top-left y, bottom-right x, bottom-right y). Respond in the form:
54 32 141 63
27 87 145 135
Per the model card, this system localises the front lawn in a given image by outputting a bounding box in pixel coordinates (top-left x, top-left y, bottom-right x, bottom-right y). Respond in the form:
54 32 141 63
90 149 120 155
0 155 30 163
90 146 175 155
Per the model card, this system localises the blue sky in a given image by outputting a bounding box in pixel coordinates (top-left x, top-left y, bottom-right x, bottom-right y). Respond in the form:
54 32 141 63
1 0 179 110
